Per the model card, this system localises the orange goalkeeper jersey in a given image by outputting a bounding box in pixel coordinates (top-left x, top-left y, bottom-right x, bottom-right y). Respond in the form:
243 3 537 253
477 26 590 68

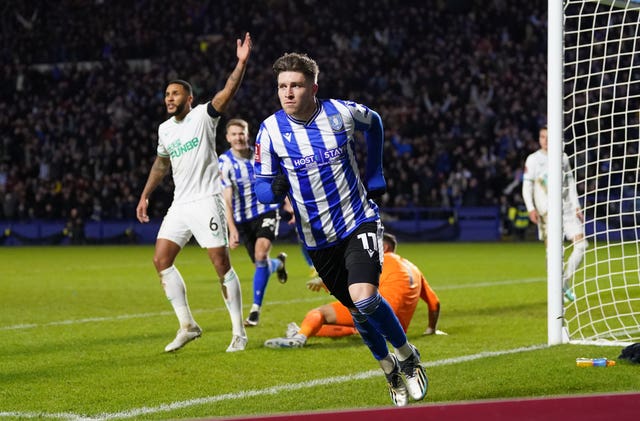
331 251 439 332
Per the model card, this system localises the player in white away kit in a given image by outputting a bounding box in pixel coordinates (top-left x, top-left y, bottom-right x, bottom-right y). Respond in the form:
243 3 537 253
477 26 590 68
253 52 427 407
522 125 587 303
136 33 251 353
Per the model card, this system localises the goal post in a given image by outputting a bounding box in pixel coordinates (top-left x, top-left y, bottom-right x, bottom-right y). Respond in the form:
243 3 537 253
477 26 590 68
548 0 564 345
549 0 640 346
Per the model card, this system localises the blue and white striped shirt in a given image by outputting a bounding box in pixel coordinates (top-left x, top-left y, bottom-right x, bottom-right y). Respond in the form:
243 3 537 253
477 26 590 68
219 149 279 223
255 98 380 249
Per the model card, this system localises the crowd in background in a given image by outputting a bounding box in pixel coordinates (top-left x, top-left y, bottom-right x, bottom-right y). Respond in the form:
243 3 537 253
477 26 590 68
0 0 549 230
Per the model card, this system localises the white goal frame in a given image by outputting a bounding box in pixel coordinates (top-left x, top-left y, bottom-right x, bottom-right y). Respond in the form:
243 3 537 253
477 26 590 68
548 0 640 346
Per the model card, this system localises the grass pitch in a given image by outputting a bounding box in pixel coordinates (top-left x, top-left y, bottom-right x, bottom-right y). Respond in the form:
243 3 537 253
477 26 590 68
1 241 638 420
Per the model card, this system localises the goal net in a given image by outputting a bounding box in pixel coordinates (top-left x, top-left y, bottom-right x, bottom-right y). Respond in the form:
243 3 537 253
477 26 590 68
558 0 640 345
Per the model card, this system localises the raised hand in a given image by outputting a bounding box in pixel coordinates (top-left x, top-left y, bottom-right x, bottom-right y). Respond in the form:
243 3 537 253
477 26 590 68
237 32 252 63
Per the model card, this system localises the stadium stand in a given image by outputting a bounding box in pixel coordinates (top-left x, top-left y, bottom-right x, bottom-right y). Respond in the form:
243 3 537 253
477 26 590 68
1 0 549 242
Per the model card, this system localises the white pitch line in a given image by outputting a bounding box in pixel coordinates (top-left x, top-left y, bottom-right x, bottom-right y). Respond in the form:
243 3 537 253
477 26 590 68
435 277 545 290
0 278 543 331
0 297 326 331
0 344 548 421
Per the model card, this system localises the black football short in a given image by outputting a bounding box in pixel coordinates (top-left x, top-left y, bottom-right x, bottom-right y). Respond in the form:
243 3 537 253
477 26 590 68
237 210 279 262
307 221 383 308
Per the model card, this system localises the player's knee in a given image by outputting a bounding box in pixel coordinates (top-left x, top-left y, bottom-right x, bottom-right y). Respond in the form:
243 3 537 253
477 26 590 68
209 249 231 274
574 238 588 252
353 293 382 316
153 254 173 272
306 308 325 323
254 250 269 262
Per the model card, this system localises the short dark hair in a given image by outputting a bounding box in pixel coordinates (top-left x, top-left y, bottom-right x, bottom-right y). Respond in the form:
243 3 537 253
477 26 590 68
167 79 193 96
273 53 319 83
383 233 397 252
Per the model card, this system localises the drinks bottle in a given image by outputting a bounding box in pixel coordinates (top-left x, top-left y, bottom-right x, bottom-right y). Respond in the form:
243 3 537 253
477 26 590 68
575 357 616 367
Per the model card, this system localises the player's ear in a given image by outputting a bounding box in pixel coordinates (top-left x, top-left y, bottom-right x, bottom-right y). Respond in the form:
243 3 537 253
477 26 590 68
312 83 318 95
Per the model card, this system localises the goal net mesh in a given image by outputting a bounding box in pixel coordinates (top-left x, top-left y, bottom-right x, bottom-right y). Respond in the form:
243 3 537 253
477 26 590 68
562 0 640 345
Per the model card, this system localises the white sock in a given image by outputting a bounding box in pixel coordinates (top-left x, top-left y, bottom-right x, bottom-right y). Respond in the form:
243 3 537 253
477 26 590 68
394 342 413 361
379 353 396 374
221 268 246 337
159 265 196 329
564 239 587 288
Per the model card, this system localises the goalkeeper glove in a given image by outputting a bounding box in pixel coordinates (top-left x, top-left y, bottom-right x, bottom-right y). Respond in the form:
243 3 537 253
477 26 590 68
367 187 386 202
271 174 290 198
306 277 327 292
423 327 448 336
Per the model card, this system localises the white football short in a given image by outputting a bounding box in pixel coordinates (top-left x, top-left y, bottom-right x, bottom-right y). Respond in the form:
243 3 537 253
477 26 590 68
537 209 583 242
157 194 229 248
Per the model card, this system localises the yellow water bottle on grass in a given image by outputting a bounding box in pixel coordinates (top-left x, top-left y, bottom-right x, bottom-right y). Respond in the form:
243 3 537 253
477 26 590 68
576 357 616 367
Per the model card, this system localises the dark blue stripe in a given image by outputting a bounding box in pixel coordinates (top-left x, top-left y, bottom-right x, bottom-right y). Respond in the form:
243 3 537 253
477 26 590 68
275 111 327 246
319 101 348 238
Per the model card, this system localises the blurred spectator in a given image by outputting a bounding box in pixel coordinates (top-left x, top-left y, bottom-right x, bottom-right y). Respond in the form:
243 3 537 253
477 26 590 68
0 0 563 224
507 193 530 241
65 207 85 245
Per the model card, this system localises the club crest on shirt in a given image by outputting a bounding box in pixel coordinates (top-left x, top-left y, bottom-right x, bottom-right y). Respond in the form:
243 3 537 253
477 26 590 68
328 114 344 132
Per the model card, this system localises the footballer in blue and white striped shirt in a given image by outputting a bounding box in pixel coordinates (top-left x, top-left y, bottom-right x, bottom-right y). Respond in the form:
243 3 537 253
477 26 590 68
219 118 287 327
254 53 428 406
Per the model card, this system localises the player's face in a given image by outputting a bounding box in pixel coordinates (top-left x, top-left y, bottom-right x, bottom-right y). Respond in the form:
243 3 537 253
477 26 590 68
277 71 318 120
165 83 192 119
539 128 548 151
226 125 249 152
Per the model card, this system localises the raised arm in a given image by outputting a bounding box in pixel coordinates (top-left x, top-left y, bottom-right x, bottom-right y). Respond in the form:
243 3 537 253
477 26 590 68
211 32 252 113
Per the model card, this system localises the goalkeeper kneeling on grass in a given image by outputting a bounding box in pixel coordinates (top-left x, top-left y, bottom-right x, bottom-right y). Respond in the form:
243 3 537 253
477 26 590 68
265 233 444 349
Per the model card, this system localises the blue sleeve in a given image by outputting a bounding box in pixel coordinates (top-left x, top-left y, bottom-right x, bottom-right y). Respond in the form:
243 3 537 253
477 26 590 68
364 110 386 191
255 177 277 204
